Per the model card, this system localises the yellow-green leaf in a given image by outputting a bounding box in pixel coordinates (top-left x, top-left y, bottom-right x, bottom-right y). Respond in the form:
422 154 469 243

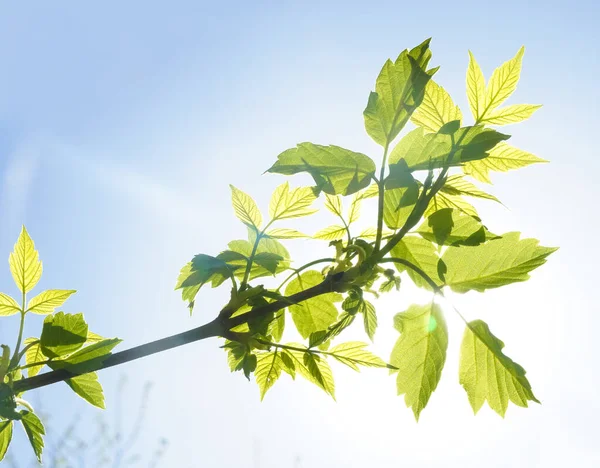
440 175 500 203
459 320 538 417
264 228 308 239
481 104 541 125
285 271 341 339
390 237 441 290
463 142 547 184
269 182 317 221
64 372 105 409
484 46 525 114
26 290 76 315
411 79 462 132
466 51 486 121
9 226 43 294
21 411 45 463
0 420 12 462
328 342 387 371
24 338 45 377
255 350 285 400
313 225 347 241
0 293 20 317
230 185 262 229
390 303 448 420
425 190 479 218
324 194 343 217
347 193 362 224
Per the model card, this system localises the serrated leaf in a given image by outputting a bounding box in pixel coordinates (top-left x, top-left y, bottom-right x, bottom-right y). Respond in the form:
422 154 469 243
230 185 262 229
26 289 76 315
411 79 462 133
442 232 557 292
463 142 547 184
417 208 493 246
265 228 308 239
484 46 525 114
466 51 486 121
285 271 341 338
309 312 355 348
363 39 434 146
176 254 235 309
9 226 43 294
63 372 105 409
303 353 336 399
0 293 20 317
24 338 45 377
347 194 362 224
313 225 347 241
362 301 378 341
56 338 122 372
425 190 479 218
390 303 448 420
390 237 441 290
357 183 379 200
388 126 509 172
269 182 318 221
268 312 285 342
86 331 105 344
329 342 387 371
253 252 284 275
324 194 343 217
255 351 284 400
219 236 290 282
20 411 45 463
440 175 500 203
267 143 376 196
40 312 88 358
0 420 12 462
481 104 541 125
459 320 538 416
383 185 419 230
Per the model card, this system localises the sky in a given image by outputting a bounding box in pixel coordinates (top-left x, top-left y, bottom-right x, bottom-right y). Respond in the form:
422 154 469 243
0 0 599 466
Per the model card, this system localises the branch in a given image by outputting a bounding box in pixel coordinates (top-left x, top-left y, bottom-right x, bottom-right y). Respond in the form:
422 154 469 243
13 271 348 394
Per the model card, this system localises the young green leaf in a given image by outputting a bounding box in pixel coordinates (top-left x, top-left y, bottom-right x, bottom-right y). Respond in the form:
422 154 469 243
230 185 262 229
253 252 284 275
255 350 285 400
362 301 377 342
484 46 525 115
219 237 290 282
411 79 463 133
20 411 45 463
480 104 541 126
463 142 547 184
26 289 76 315
442 232 557 292
440 175 500 203
328 342 387 371
23 338 45 377
267 143 376 196
390 303 448 420
9 226 43 294
61 372 105 409
363 39 434 146
269 182 318 221
466 51 486 121
313 225 347 241
264 228 308 239
176 254 236 308
303 353 336 399
40 312 89 358
56 338 122 372
268 312 285 342
0 420 12 462
285 271 341 338
390 237 442 290
459 320 538 416
417 209 493 246
347 193 362 224
0 293 20 317
383 186 419 230
425 190 479 218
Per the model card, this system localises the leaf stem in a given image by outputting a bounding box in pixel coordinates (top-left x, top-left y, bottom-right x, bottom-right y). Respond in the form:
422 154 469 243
374 141 391 252
275 258 336 293
10 291 27 369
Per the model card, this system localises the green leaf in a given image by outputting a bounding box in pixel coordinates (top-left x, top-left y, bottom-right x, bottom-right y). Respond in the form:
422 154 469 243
253 252 284 275
480 104 541 125
269 182 318 221
24 338 45 377
484 46 525 115
9 226 43 294
219 236 290 282
463 142 547 184
440 175 500 203
40 312 88 358
176 254 236 308
313 225 347 241
255 350 285 400
329 342 387 371
0 420 12 462
309 312 355 348
264 228 308 239
466 51 486 121
442 232 557 292
268 312 285 342
63 372 105 409
363 39 434 146
459 320 538 416
230 185 262 229
20 411 45 463
390 237 441 290
347 193 362 224
285 271 341 338
0 293 20 317
362 301 378 342
388 126 510 172
324 194 343 217
26 289 76 315
303 353 336 399
425 190 479 218
417 208 494 246
390 303 448 420
56 338 122 372
267 143 376 196
411 79 462 133
86 330 105 344
383 186 419 230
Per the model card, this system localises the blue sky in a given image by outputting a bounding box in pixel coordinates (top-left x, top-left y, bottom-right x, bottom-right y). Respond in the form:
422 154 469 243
1 0 599 466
